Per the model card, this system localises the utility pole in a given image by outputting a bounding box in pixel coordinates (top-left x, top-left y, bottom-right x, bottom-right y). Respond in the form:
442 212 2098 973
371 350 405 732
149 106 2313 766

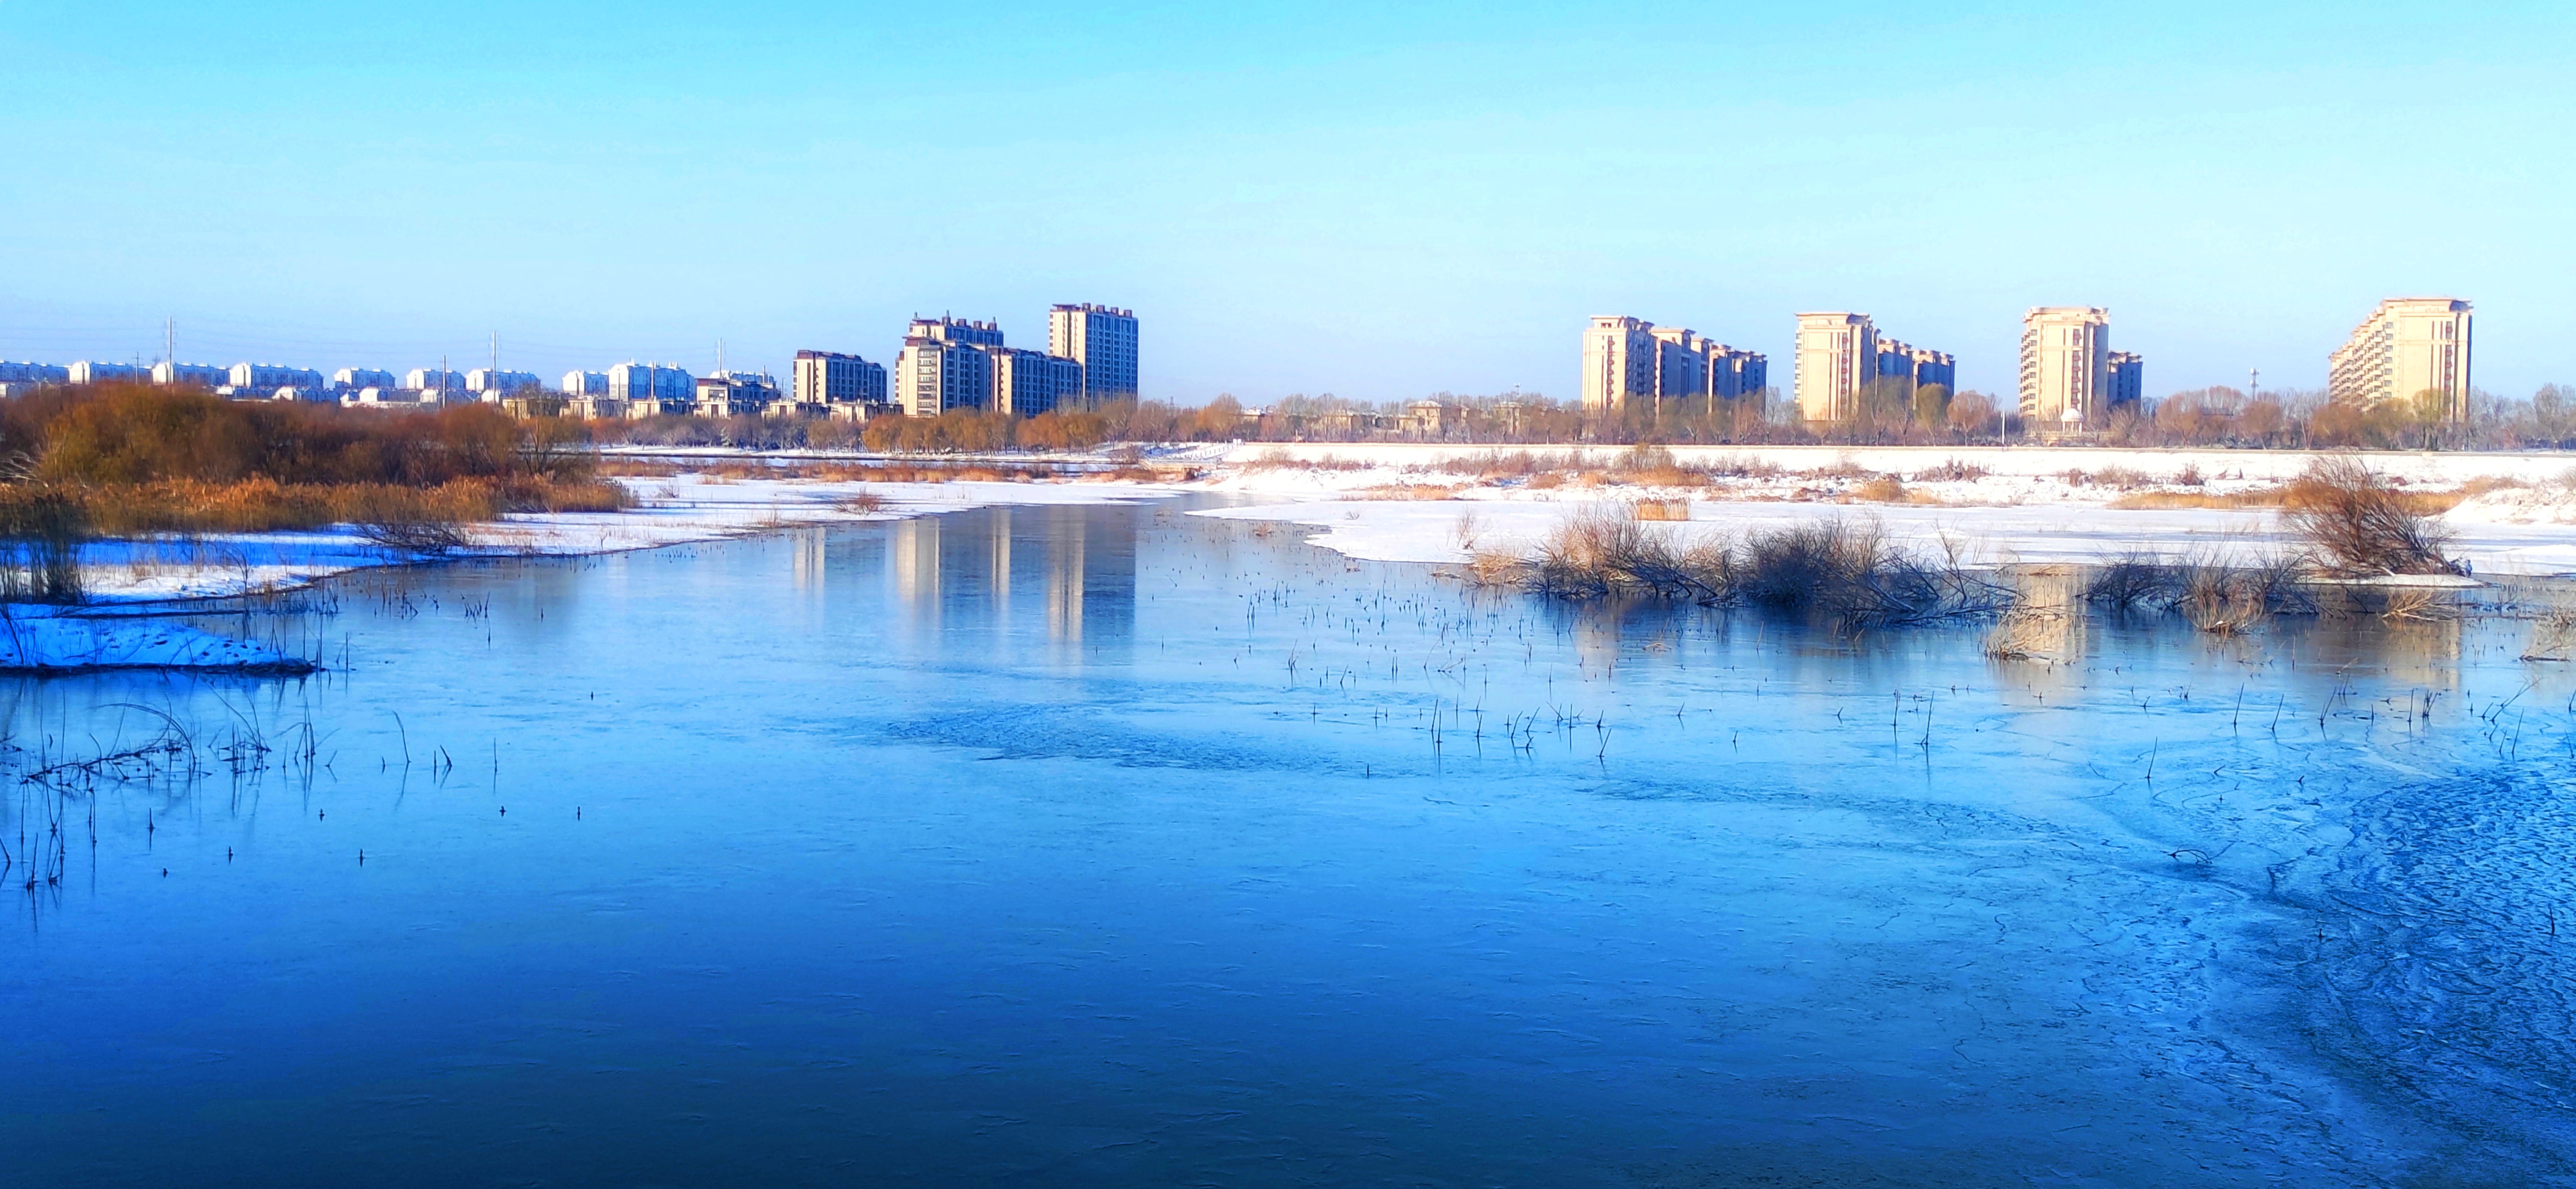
164 317 173 366
2249 368 2260 397
441 355 450 405
490 332 498 378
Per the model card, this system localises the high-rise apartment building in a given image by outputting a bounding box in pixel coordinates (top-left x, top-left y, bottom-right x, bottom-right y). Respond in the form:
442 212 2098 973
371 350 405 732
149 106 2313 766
2327 298 2472 421
0 362 68 385
69 361 148 385
2105 352 2144 412
896 326 998 418
990 348 1085 418
1048 304 1137 404
231 363 327 391
147 361 225 387
2018 307 2111 432
1793 313 1876 422
606 362 694 405
334 367 397 390
793 350 889 407
1583 316 1767 412
1581 317 1658 412
465 369 541 395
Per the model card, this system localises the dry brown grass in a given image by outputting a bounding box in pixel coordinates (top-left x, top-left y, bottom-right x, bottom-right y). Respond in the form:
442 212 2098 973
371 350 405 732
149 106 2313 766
1632 499 1691 521
1852 475 1907 503
1355 483 1460 500
1983 607 2060 660
2107 490 2290 510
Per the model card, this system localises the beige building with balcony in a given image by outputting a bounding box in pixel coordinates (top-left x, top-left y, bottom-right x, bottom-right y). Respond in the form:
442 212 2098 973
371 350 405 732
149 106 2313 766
2018 307 2111 433
1793 313 1876 422
1584 316 1765 412
2328 297 2473 421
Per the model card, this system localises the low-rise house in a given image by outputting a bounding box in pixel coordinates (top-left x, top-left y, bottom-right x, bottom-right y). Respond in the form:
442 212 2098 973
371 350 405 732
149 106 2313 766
692 371 781 418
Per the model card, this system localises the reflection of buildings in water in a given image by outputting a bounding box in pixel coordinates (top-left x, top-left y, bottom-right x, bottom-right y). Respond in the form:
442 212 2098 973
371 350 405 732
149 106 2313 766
1046 507 1085 642
890 517 943 630
1998 567 2090 700
792 528 828 594
882 506 1136 651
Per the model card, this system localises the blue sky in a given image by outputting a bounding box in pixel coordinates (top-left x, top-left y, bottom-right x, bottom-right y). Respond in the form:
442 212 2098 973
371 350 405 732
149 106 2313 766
2 1 2569 403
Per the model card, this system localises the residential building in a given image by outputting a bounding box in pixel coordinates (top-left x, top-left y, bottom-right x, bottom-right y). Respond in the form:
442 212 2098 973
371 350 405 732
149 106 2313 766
1793 313 1877 422
691 371 780 418
2018 307 2111 431
1403 400 1459 437
1583 316 1766 412
232 363 327 391
910 316 1005 347
606 362 695 414
270 387 334 404
0 362 69 385
151 361 228 387
2327 297 2473 421
895 320 1002 416
561 370 609 396
792 350 888 407
465 368 541 396
1581 317 1659 412
334 367 396 390
1893 344 1955 394
405 367 466 396
1711 346 1767 402
70 361 148 385
1048 304 1138 403
989 348 1083 418
2105 352 2144 412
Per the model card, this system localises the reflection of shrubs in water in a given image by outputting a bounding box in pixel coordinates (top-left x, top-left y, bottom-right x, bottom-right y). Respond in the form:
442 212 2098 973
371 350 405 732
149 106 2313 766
2523 606 2576 662
2081 549 2313 634
1483 509 2008 630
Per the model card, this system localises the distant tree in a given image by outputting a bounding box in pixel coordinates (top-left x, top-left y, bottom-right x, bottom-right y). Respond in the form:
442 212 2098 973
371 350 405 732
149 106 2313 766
1946 391 1997 440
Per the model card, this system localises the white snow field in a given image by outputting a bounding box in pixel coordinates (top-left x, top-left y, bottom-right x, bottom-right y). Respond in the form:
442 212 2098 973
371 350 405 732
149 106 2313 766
1187 443 2576 576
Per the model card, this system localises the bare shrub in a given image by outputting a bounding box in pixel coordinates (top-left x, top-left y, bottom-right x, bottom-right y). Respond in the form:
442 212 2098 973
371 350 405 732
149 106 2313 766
2174 463 2205 486
2084 551 2174 612
1452 509 1483 553
1917 458 1989 482
2172 553 2308 634
1703 453 1783 479
837 492 886 514
2283 456 2461 576
356 517 471 556
1506 511 2007 629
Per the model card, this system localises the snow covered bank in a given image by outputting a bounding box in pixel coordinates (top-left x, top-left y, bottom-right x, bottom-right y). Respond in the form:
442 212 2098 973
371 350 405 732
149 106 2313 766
74 473 1186 603
1184 443 2576 577
0 609 313 674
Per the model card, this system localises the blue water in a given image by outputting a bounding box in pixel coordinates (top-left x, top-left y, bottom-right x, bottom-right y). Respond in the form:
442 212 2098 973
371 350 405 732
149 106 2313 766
2 498 2570 1186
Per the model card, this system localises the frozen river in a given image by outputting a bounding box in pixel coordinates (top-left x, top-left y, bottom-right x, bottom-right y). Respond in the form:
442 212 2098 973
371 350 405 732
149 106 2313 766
2 496 2570 1186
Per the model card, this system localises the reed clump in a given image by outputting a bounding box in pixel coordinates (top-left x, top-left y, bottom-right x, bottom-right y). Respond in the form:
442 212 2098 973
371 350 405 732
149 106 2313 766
1499 509 2007 629
2081 549 2314 633
2522 606 2576 661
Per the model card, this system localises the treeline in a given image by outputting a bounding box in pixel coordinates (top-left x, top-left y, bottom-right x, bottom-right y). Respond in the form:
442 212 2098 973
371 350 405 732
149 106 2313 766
0 383 621 540
582 384 2576 453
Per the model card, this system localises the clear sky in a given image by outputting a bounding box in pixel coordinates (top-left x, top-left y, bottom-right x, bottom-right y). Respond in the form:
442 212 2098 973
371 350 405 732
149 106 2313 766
2 1 2569 403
